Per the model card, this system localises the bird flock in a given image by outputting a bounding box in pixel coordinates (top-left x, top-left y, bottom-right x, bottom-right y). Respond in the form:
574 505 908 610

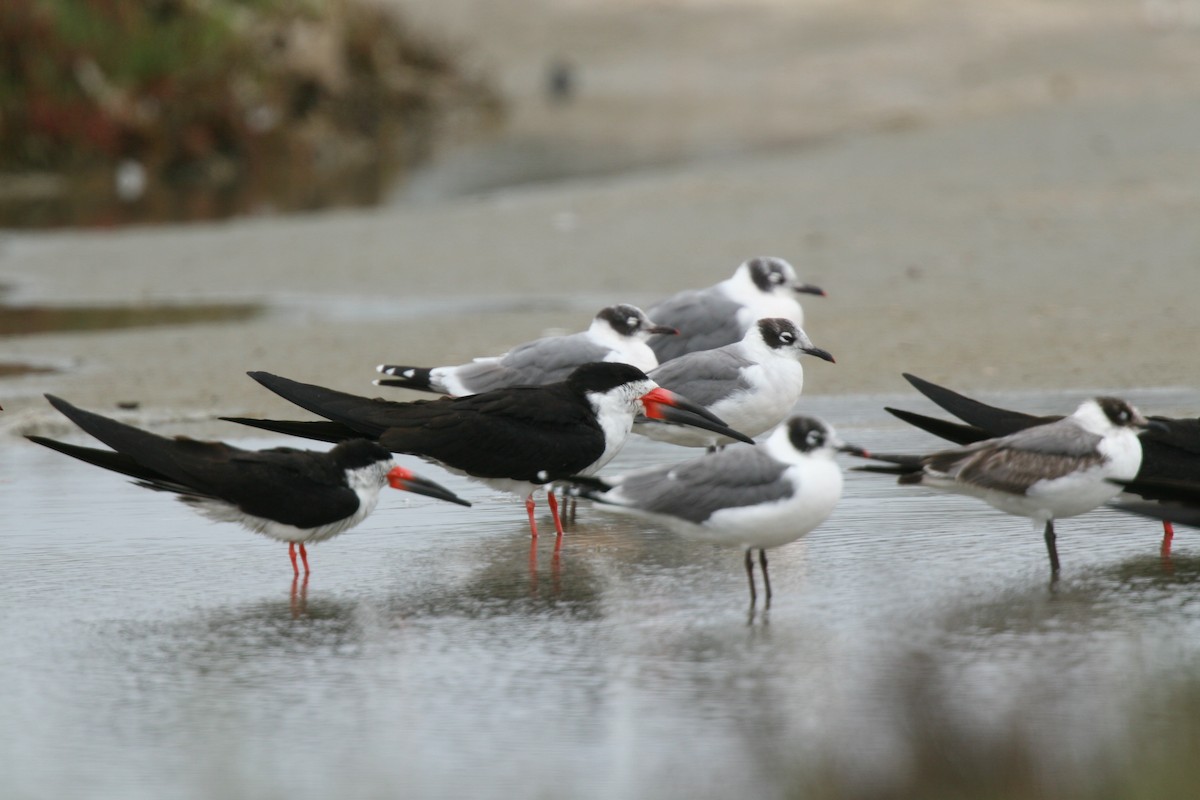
27 256 1200 607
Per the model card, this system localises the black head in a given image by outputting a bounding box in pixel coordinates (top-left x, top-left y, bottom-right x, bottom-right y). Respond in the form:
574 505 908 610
745 257 796 293
329 439 394 469
757 317 801 350
786 416 831 453
754 317 835 362
566 362 650 394
597 304 648 337
1095 397 1145 429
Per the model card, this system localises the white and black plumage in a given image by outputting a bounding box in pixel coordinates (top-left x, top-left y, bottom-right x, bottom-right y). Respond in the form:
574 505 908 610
375 304 677 396
860 396 1158 574
569 416 866 607
27 395 469 575
884 372 1200 553
646 257 825 363
634 318 834 449
224 363 753 539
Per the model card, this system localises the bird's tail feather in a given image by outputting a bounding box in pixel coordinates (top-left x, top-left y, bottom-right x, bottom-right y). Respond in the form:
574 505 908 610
219 417 363 444
41 394 169 461
902 373 1045 433
884 407 992 446
563 474 615 502
375 365 439 393
853 452 924 483
27 434 173 486
245 371 396 437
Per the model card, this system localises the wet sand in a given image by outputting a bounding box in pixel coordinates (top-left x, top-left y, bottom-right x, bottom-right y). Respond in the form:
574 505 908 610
2 0 1199 435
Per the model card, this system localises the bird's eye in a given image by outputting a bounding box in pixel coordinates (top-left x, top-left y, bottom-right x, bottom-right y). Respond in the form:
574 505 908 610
806 431 823 447
780 332 794 344
1119 410 1129 422
627 317 638 328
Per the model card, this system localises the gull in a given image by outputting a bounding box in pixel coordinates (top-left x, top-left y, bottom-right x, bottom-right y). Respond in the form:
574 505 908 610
635 317 834 449
568 416 866 607
885 372 1200 553
375 304 676 396
860 396 1158 574
646 256 825 363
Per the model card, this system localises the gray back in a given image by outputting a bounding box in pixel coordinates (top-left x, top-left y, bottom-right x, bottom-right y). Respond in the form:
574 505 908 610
617 446 792 524
648 290 746 362
647 346 755 407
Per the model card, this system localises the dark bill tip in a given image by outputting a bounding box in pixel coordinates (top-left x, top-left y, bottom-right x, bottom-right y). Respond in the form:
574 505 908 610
804 346 835 363
652 405 756 445
389 467 472 507
794 283 826 297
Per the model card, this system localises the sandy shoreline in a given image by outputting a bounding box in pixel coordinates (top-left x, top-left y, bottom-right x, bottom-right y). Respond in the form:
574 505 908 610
2 0 1199 437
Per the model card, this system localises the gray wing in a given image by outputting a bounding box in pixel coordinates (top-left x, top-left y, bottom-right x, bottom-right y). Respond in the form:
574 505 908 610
501 331 610 378
992 417 1105 457
926 419 1105 494
454 332 608 391
611 446 791 524
648 289 747 362
647 347 754 408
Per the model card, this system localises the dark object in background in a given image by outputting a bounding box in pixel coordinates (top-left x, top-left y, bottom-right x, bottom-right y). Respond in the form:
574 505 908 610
547 57 576 104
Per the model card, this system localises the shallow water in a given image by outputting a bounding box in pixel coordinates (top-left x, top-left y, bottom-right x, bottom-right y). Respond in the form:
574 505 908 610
4 389 1200 799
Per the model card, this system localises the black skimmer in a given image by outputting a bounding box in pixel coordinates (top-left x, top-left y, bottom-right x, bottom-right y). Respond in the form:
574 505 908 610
375 304 676 396
860 397 1157 574
646 257 825 363
569 416 866 608
885 372 1200 553
634 318 834 450
26 395 469 575
224 363 754 538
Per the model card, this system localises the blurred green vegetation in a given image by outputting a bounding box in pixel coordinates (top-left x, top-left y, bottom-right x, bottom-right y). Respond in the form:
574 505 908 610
786 654 1200 800
0 0 500 225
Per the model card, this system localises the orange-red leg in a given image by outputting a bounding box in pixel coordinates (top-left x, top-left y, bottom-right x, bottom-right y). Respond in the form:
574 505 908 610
1162 521 1175 558
298 542 310 574
525 496 539 538
547 491 565 537
289 542 299 576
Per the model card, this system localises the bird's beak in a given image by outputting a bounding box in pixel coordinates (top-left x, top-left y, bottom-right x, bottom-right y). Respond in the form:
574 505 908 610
794 283 826 297
640 388 755 444
646 322 680 336
837 442 872 458
803 345 835 363
1142 416 1170 433
387 466 472 507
